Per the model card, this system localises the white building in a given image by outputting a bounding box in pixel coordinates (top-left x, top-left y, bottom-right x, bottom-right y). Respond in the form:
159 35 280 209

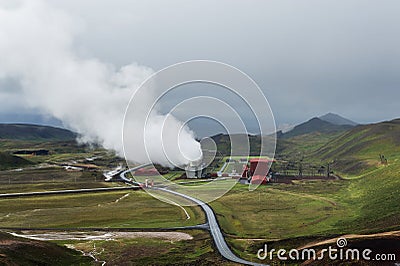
185 160 203 178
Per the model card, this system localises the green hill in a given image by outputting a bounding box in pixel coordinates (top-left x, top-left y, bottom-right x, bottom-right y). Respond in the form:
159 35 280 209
208 117 400 253
209 118 399 176
0 232 91 265
313 118 400 174
316 118 400 233
0 152 34 170
319 112 358 126
281 117 353 139
0 124 76 141
279 119 400 233
211 133 276 157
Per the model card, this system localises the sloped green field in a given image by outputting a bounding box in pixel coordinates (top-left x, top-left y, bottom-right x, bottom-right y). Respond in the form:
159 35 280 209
313 119 400 175
211 119 400 261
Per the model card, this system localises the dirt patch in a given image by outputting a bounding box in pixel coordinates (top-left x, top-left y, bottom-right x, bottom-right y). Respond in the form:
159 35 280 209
115 231 193 241
298 230 400 250
300 236 400 266
0 240 19 246
9 231 193 242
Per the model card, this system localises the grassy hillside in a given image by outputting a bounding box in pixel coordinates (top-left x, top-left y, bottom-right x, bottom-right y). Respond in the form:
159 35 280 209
1 120 399 265
0 190 205 228
281 117 353 139
210 118 353 159
0 152 34 170
209 118 400 264
319 112 358 126
0 124 76 141
211 134 277 157
313 118 400 174
276 131 345 160
278 119 400 233
0 231 91 265
57 230 232 265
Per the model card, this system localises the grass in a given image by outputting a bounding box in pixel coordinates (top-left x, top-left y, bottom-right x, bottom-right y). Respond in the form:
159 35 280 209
209 120 400 258
210 183 345 239
0 124 75 141
0 139 86 153
0 138 120 167
216 161 400 239
54 230 237 265
0 152 34 170
0 231 91 265
0 190 205 228
209 158 400 257
1 119 400 264
0 168 111 193
277 132 344 158
0 182 117 194
310 119 400 175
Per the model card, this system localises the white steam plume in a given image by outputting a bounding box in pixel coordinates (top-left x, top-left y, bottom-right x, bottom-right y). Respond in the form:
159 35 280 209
0 0 202 166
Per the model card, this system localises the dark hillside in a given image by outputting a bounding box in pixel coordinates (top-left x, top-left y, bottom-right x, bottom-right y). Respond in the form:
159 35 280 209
0 124 76 141
281 117 353 139
0 152 34 170
0 232 91 265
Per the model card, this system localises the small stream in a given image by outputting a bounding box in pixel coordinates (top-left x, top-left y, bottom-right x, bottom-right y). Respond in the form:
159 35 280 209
66 243 106 266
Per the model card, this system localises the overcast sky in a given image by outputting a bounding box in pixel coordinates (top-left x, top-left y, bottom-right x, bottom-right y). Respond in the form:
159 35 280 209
1 0 400 135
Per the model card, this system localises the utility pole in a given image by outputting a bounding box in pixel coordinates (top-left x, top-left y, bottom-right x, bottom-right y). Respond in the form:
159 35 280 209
327 163 331 178
298 161 303 177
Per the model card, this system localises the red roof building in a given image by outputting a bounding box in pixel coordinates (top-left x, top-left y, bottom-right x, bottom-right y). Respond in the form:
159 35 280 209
241 158 273 184
134 167 158 176
251 175 268 184
249 159 271 176
242 164 249 178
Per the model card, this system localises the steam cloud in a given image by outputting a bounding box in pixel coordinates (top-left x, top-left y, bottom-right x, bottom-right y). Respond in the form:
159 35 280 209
0 0 202 166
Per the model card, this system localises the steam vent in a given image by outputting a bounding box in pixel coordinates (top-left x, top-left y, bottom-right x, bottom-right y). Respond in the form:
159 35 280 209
185 159 203 178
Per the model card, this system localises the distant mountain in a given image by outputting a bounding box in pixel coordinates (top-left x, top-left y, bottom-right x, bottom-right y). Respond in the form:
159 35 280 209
210 117 355 154
319 113 357 126
210 133 276 157
0 124 76 141
281 117 353 139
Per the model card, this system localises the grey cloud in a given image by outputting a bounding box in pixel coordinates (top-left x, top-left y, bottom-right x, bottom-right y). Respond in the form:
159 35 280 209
1 0 399 135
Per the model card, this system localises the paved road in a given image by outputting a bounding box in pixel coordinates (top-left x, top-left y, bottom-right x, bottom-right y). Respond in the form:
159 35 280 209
121 166 267 266
0 186 140 198
156 187 266 266
119 163 152 184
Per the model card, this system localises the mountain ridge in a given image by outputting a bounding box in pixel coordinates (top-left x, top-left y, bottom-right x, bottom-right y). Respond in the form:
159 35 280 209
0 123 76 141
280 117 353 139
319 112 358 126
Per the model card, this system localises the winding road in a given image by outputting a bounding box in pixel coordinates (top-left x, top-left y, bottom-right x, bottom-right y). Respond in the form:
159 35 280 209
120 166 267 266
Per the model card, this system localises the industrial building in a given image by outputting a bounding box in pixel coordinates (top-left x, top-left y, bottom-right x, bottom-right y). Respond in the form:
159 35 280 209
134 167 158 176
185 160 203 178
242 158 273 184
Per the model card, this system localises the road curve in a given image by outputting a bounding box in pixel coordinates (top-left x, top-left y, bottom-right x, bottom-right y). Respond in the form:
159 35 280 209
121 166 267 266
119 163 152 184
